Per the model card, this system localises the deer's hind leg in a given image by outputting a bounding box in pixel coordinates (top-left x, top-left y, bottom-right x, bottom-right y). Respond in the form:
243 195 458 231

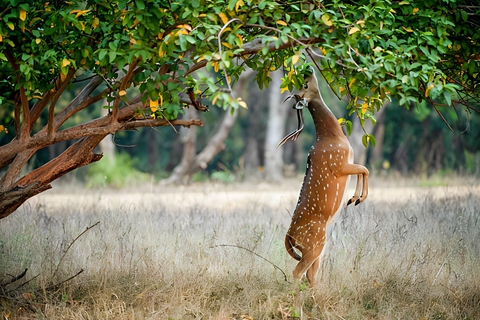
292 241 325 286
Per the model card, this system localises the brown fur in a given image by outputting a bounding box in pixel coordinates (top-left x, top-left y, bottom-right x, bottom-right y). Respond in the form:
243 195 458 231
285 72 369 286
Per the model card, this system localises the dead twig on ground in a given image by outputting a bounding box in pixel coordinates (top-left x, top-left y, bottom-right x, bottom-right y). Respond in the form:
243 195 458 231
53 221 100 277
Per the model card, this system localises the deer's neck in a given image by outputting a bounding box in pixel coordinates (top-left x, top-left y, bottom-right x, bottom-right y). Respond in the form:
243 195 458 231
307 96 344 140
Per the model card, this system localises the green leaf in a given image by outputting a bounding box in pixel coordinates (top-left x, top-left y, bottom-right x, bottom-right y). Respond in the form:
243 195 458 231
368 134 376 147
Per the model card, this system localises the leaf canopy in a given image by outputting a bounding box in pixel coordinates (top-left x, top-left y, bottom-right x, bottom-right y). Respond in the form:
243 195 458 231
0 0 479 129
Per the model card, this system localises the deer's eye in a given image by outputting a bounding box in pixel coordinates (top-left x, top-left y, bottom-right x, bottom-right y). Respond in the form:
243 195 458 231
304 83 309 89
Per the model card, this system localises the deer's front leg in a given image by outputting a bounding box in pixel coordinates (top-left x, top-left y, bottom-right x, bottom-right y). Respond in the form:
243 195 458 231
341 163 369 206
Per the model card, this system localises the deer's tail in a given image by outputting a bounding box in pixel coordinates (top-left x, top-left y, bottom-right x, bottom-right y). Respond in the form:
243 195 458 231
285 233 302 261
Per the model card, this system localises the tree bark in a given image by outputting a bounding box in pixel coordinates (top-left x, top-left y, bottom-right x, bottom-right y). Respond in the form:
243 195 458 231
241 89 265 176
263 70 289 181
163 70 254 184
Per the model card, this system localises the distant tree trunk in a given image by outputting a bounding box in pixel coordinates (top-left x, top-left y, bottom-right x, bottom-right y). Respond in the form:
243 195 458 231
98 106 116 163
162 70 254 184
263 70 289 181
163 107 198 184
242 96 264 175
147 128 158 172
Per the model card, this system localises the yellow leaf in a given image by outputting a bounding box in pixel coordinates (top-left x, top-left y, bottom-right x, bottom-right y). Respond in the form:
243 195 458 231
212 93 220 105
276 20 287 26
235 0 244 12
389 9 396 13
349 78 356 88
291 53 300 65
157 32 163 40
92 17 99 29
199 14 206 18
7 22 14 30
60 71 66 82
80 58 86 65
119 90 127 96
288 69 294 80
212 61 219 72
35 38 41 44
356 19 365 28
402 26 413 32
0 34 2 42
361 102 368 114
160 94 163 106
372 46 383 53
413 8 419 15
321 15 332 27
159 43 165 57
280 87 288 94
177 24 192 31
150 98 159 112
349 27 360 35
339 87 345 92
425 84 434 97
75 10 87 18
222 42 232 49
237 98 247 109
62 58 71 67
20 8 27 21
236 34 243 46
0 125 4 132
227 75 231 84
219 12 229 25
220 27 231 35
338 118 345 124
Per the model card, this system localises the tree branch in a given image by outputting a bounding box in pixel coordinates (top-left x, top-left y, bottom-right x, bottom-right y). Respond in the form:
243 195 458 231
47 68 76 135
112 58 141 123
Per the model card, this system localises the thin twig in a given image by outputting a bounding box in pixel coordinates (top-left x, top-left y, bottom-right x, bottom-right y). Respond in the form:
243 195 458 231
2 268 28 286
211 244 290 283
44 269 84 292
7 274 40 294
53 221 100 277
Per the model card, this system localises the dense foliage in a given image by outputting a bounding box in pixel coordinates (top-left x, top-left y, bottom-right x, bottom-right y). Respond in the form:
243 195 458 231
1 0 479 139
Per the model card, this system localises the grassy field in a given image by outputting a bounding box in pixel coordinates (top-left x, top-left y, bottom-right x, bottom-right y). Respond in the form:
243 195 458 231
1 176 479 319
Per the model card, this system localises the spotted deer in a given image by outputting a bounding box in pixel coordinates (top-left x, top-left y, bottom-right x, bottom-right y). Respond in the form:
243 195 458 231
280 70 369 286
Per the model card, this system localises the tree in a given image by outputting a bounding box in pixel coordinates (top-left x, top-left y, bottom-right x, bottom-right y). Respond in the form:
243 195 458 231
1 0 479 218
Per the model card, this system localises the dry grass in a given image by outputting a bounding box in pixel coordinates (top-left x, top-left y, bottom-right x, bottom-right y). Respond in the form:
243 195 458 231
1 177 479 319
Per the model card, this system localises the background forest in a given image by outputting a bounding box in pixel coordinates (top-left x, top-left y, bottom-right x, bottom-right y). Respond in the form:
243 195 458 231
1 70 478 187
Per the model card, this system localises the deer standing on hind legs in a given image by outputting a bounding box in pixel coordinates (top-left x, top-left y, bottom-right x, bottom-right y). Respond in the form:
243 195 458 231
279 69 369 286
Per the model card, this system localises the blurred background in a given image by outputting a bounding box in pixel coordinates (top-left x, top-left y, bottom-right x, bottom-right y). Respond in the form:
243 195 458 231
1 69 479 188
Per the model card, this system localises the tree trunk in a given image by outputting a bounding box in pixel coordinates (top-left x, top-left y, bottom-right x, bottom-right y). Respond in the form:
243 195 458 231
98 106 116 163
263 70 289 182
163 70 255 184
241 96 264 176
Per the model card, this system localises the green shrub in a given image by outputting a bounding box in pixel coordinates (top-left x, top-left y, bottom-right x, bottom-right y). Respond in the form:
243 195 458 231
86 152 148 188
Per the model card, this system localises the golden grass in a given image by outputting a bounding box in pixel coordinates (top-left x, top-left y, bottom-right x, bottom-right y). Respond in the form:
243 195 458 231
1 177 479 319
